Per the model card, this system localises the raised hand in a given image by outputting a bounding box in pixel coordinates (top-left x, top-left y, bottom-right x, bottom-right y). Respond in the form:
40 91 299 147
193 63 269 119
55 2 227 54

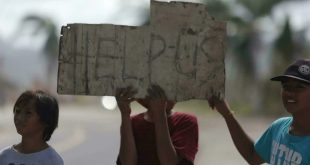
146 84 169 115
208 96 233 118
115 86 137 116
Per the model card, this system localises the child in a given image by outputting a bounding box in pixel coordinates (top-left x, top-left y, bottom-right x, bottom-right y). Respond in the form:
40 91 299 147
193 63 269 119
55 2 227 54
0 90 64 165
116 84 198 165
209 59 310 165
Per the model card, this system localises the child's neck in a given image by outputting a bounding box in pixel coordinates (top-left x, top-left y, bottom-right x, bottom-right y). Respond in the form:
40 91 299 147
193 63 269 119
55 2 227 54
291 116 310 136
15 136 48 154
144 110 174 122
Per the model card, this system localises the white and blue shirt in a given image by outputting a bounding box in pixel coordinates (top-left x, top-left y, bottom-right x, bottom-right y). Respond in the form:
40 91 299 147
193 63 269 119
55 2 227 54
255 117 310 165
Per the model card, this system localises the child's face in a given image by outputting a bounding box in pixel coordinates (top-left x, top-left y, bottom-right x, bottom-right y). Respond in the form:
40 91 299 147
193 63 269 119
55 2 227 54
281 79 310 115
14 100 45 138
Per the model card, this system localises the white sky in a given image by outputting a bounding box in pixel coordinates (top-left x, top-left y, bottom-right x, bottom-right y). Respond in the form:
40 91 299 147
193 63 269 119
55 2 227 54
0 0 206 41
0 0 150 41
0 0 309 41
274 1 310 31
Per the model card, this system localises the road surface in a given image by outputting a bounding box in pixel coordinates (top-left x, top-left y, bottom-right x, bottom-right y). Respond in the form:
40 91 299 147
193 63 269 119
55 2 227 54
0 103 274 164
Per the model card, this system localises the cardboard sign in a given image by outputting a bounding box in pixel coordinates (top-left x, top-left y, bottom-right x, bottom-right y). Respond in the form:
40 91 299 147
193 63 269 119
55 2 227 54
58 0 226 101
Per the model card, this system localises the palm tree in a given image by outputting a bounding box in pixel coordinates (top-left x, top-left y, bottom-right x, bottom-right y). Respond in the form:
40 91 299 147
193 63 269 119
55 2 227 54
14 15 59 89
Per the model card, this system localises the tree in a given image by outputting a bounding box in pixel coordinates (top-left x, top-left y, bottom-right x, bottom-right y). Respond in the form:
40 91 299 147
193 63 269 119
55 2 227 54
14 15 59 89
204 0 308 114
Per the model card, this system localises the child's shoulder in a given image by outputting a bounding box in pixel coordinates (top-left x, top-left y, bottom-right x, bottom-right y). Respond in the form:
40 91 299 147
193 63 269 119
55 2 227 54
272 117 292 124
40 146 64 164
174 111 197 118
270 116 292 128
0 145 13 153
0 145 15 157
131 112 145 120
171 111 198 123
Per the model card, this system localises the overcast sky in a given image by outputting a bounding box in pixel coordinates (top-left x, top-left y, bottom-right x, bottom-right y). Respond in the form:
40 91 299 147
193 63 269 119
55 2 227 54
0 0 309 41
0 0 150 40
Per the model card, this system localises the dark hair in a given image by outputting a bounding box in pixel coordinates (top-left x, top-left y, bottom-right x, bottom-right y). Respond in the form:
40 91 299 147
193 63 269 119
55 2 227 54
13 90 59 141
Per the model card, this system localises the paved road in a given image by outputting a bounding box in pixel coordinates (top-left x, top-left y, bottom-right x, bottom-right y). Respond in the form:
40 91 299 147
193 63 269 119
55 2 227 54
0 103 274 165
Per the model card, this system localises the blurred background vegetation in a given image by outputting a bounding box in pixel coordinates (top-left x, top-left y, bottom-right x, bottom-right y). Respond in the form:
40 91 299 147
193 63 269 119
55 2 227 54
0 0 309 115
204 0 309 115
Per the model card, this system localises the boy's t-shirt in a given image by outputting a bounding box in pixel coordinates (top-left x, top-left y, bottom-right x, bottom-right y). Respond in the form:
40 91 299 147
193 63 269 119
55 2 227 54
132 112 198 165
0 145 64 165
117 111 198 165
254 117 310 165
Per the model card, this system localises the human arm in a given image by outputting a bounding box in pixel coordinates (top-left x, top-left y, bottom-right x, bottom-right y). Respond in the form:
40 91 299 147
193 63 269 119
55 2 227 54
209 98 265 165
116 87 137 165
153 105 182 165
148 85 182 165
